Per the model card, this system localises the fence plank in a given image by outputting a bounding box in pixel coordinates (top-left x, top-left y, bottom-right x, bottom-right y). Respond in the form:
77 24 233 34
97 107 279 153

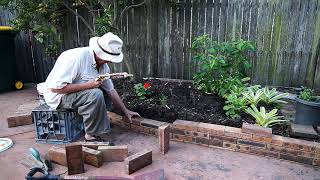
1 0 320 91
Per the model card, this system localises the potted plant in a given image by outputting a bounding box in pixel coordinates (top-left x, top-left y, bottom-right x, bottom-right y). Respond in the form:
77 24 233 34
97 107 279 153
295 87 320 126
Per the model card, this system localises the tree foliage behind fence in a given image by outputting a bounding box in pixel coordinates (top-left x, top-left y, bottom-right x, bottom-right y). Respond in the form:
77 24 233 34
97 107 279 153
1 0 320 91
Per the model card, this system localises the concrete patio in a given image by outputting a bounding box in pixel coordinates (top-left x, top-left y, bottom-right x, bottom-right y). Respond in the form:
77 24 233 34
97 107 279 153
0 86 319 180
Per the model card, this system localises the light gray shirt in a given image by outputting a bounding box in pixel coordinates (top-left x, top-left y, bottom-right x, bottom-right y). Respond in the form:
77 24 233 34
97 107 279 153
43 47 114 109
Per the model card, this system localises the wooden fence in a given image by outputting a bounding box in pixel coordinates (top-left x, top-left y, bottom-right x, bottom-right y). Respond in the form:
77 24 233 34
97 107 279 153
1 0 320 91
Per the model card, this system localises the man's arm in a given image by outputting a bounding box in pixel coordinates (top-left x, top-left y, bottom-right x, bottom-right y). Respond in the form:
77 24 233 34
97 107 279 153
50 80 102 94
106 89 140 121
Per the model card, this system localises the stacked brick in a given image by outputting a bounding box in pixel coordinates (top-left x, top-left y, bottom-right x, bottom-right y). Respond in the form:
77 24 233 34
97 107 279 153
108 112 320 166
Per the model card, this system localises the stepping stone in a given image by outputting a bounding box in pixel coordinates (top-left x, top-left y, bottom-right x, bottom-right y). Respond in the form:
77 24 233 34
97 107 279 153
290 123 318 139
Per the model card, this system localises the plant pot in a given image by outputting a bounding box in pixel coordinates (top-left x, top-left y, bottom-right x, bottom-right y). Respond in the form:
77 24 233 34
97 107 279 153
295 97 320 126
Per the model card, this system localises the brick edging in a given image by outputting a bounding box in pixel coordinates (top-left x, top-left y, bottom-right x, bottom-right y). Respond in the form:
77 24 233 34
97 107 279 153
108 112 320 166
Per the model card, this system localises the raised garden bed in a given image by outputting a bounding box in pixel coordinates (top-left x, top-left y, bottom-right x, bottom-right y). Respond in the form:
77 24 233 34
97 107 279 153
107 112 320 166
113 78 297 137
110 78 320 166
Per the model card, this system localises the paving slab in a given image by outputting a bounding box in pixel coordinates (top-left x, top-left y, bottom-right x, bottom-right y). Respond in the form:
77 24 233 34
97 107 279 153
290 123 318 139
0 87 319 180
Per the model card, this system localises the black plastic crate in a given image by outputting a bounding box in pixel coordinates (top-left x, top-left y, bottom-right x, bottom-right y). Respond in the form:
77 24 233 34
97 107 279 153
32 104 84 144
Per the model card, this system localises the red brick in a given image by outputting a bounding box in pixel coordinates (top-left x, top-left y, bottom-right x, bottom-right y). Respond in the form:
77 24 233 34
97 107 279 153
280 153 313 165
250 147 279 158
235 144 250 153
131 124 144 133
172 134 192 142
267 144 299 156
238 139 266 148
98 145 128 162
224 126 252 140
82 147 104 168
65 144 84 175
149 128 157 136
210 134 237 143
141 118 167 128
252 135 272 143
172 128 186 135
142 127 151 134
122 116 141 126
223 142 237 151
198 122 225 135
7 114 33 128
313 159 320 166
298 151 316 159
271 135 284 146
108 112 122 122
124 149 152 174
192 137 209 147
186 131 209 139
242 123 272 137
282 137 316 152
159 124 170 154
173 120 199 131
208 138 223 147
48 146 67 166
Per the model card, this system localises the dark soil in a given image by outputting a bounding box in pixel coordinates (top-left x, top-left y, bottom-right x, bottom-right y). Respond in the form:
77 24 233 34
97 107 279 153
112 79 290 137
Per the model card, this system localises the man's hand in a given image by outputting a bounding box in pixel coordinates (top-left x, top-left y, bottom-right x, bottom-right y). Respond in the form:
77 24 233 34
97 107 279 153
86 80 103 89
124 110 141 123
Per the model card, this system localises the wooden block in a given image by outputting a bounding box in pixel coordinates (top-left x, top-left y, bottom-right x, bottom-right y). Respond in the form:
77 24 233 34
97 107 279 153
242 123 272 137
7 113 33 128
159 124 170 154
65 144 84 175
124 149 152 175
290 123 318 139
48 146 67 166
82 147 104 168
98 145 128 162
81 142 113 150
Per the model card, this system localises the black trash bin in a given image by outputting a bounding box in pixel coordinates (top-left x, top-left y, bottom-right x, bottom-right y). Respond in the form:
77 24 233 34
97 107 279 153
0 27 18 92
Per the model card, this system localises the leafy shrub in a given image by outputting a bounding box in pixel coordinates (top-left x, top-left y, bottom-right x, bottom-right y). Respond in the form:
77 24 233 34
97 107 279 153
191 35 255 95
223 92 248 119
260 87 288 105
244 105 288 127
134 82 151 100
241 87 263 106
298 87 319 102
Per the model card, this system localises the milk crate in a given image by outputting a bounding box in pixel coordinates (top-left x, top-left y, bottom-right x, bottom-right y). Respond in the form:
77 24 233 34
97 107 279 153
32 104 84 144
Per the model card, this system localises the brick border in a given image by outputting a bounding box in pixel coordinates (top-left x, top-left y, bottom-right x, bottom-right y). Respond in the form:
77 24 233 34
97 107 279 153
108 112 320 166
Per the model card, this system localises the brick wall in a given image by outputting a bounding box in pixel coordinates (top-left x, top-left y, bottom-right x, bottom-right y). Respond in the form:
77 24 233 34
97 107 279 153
108 112 320 166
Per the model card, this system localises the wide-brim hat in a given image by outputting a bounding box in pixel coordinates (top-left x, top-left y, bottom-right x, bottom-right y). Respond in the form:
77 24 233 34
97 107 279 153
89 32 124 63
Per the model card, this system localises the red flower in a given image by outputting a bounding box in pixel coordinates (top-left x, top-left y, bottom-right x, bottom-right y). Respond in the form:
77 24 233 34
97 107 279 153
143 82 151 89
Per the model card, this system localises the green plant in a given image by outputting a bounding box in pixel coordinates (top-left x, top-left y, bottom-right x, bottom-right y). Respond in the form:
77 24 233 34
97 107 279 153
245 104 288 127
223 93 248 119
192 35 255 95
298 87 319 102
134 82 151 100
159 95 168 106
261 87 288 105
241 87 263 106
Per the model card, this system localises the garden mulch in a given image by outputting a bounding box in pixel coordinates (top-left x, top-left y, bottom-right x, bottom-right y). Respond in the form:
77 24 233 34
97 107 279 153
113 79 314 140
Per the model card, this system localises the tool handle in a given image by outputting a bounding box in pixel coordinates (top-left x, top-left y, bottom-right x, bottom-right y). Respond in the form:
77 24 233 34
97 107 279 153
26 167 47 180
